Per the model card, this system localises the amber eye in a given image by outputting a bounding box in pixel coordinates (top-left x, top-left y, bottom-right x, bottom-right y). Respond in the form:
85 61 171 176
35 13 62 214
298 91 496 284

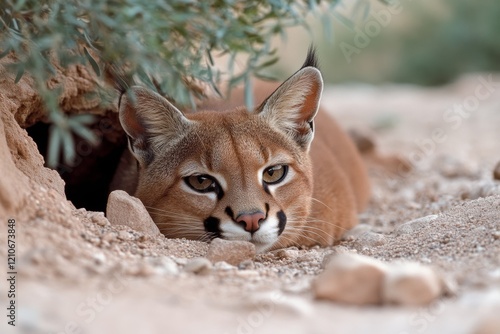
185 174 218 193
262 165 288 185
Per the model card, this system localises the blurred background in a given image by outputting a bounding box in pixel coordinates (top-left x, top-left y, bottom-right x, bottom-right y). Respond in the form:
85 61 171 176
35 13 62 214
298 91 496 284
270 0 500 86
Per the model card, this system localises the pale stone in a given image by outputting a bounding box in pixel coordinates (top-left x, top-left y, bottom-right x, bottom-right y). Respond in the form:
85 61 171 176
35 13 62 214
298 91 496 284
142 256 179 276
320 246 353 269
341 224 372 241
90 212 109 226
206 238 256 266
395 215 439 235
313 253 387 305
353 231 387 251
117 230 134 241
213 261 236 271
275 248 299 260
382 262 442 306
238 260 256 270
184 257 212 275
106 190 160 236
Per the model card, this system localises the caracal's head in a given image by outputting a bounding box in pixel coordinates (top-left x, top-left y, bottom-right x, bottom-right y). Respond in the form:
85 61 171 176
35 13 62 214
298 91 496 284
118 53 323 252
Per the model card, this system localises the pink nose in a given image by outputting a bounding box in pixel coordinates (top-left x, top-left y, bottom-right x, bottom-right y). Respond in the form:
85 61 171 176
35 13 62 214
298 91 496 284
237 212 265 233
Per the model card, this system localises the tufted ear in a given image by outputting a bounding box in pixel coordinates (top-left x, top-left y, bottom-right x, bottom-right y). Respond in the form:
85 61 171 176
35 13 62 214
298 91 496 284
119 86 191 166
256 52 323 151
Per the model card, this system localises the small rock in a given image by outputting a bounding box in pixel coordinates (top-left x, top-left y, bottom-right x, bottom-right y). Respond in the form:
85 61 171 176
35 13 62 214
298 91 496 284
106 190 160 236
313 253 387 305
353 231 387 251
213 261 236 271
296 252 317 262
341 224 372 241
382 262 442 306
117 230 134 241
137 235 149 243
173 257 188 266
90 212 109 226
275 248 299 260
184 257 212 275
102 232 117 243
320 246 353 269
92 252 106 265
238 260 256 270
438 156 475 179
206 238 256 266
462 181 500 200
492 231 500 240
493 161 500 181
394 215 439 235
145 256 179 276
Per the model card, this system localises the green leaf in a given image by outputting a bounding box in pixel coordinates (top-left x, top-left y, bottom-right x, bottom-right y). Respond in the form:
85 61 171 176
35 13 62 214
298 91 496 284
14 65 25 84
229 72 246 87
255 71 279 81
60 127 76 164
71 123 98 145
84 47 101 77
332 11 355 30
257 56 279 69
136 66 156 91
206 49 214 66
47 125 62 168
210 80 222 98
244 73 254 111
68 114 96 125
321 12 334 42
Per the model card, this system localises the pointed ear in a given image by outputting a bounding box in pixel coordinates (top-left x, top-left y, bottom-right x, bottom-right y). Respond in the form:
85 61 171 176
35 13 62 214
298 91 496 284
256 66 323 151
119 86 191 165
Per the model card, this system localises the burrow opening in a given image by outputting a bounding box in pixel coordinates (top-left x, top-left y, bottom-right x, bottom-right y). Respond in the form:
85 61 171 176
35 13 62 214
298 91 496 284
27 111 127 212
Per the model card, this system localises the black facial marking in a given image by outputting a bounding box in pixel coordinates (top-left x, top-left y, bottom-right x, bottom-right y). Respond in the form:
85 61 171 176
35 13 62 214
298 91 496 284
277 210 287 236
203 216 221 239
265 203 270 214
215 187 224 200
262 183 270 195
225 206 234 219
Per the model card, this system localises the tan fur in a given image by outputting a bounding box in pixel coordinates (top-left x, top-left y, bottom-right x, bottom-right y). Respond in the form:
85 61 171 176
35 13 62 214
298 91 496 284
113 55 370 252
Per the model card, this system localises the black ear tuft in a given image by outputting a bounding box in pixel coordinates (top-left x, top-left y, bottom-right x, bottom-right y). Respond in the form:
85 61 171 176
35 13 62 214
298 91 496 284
301 46 319 70
257 49 323 151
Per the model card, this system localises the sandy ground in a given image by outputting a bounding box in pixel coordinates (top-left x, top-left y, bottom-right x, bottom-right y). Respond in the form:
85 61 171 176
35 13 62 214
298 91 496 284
1 74 500 334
